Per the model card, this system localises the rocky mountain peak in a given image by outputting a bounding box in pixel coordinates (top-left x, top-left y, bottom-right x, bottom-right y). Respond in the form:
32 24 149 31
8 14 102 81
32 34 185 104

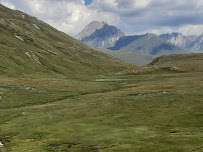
75 21 126 48
75 21 107 40
144 33 158 38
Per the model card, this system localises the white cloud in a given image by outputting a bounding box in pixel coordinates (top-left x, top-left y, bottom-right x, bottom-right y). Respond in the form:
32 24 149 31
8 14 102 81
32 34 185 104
0 0 120 36
150 29 161 35
134 0 151 9
0 0 203 36
0 0 15 9
179 24 203 36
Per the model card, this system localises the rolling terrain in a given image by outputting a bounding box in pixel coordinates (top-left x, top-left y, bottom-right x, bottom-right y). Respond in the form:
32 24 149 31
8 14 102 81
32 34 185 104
0 4 203 152
95 48 155 66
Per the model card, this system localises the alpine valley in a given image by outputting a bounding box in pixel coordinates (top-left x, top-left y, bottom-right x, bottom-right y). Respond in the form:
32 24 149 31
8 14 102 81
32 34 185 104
0 4 203 152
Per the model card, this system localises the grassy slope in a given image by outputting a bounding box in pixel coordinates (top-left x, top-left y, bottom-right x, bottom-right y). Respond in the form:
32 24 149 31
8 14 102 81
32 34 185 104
0 4 131 79
149 53 203 72
0 4 202 152
0 53 202 152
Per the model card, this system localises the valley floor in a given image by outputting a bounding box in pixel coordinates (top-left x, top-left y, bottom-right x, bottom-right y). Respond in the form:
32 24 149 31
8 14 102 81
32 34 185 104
0 71 203 152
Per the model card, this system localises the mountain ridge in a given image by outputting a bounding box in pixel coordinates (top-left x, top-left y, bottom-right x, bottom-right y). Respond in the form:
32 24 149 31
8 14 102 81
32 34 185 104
160 32 203 52
75 21 126 48
76 21 203 56
109 33 187 56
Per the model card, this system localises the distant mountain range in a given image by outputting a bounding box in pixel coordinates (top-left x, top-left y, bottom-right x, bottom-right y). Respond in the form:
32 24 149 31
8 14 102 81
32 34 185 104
108 33 187 56
160 33 203 53
76 21 203 57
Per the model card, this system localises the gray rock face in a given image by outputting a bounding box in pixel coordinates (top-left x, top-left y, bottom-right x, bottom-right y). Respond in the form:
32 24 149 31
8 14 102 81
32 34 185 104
109 33 187 56
187 34 203 52
75 21 126 48
160 33 198 48
76 21 106 40
160 33 203 52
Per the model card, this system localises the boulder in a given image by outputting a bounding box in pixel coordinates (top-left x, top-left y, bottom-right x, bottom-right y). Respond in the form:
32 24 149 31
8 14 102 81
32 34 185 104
0 142 4 148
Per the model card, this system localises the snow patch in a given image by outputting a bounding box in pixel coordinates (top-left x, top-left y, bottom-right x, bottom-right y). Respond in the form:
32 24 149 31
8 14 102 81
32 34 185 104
32 54 41 64
24 52 42 64
1 19 4 22
10 21 15 26
32 24 40 29
25 52 32 58
14 34 24 41
22 15 25 18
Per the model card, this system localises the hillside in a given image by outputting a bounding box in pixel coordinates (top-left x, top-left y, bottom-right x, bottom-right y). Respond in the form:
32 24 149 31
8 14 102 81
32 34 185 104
75 21 126 48
149 53 203 71
95 48 155 66
0 5 130 78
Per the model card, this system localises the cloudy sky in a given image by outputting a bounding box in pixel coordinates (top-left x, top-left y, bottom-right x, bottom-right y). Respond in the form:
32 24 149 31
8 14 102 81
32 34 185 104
0 0 203 36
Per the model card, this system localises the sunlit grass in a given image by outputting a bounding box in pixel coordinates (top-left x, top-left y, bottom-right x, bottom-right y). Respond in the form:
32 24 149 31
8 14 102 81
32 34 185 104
0 71 202 152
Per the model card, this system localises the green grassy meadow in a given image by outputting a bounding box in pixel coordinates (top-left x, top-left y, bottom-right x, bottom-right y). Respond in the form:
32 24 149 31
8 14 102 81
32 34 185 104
0 70 202 152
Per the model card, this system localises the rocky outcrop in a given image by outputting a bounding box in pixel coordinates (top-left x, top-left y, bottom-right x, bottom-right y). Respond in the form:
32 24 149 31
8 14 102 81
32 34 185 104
160 33 203 52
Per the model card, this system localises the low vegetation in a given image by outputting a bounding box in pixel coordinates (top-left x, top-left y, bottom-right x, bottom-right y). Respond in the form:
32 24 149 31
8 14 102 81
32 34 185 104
0 68 203 152
0 4 202 152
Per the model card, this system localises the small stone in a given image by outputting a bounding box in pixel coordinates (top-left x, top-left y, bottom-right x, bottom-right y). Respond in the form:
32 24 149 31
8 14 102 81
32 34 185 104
0 95 2 100
0 142 4 148
120 82 128 85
